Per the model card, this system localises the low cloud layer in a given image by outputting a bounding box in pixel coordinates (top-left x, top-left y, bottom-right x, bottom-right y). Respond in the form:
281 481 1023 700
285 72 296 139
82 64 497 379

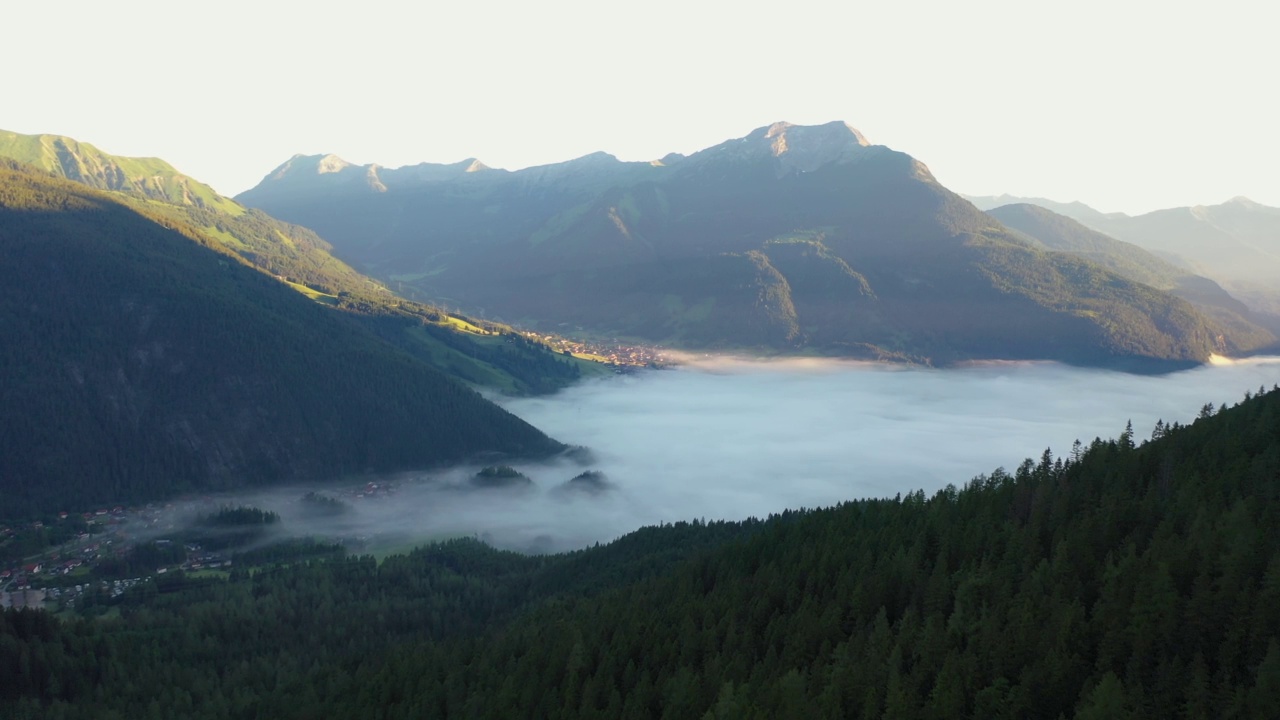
187 357 1280 554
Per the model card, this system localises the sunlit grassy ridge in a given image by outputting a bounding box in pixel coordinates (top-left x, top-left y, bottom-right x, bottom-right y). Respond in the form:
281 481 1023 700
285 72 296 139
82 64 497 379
0 129 242 215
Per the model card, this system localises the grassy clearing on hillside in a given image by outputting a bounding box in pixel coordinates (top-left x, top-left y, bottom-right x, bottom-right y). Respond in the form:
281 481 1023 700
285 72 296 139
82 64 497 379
201 225 247 250
285 280 339 305
439 315 491 335
401 327 520 394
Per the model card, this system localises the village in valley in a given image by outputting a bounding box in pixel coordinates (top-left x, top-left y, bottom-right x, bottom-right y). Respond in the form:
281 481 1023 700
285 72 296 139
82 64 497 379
525 331 672 369
0 479 401 613
1 504 222 612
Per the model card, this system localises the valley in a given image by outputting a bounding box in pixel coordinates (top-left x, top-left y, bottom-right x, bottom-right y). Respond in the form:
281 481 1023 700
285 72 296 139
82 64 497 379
7 355 1277 600
3 11 1278 711
5 367 1280 717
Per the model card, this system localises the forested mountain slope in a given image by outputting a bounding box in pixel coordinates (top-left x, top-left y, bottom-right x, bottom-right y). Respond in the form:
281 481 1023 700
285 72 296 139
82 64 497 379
5 381 1279 718
969 193 1280 316
0 160 563 518
988 203 1276 348
239 122 1272 369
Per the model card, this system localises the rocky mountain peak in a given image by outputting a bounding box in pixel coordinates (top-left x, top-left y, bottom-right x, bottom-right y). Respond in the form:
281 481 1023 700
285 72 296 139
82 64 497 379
316 154 352 174
697 121 874 176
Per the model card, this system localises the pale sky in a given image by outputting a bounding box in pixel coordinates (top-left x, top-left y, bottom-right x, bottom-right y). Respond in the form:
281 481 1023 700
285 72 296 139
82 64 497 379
4 0 1276 214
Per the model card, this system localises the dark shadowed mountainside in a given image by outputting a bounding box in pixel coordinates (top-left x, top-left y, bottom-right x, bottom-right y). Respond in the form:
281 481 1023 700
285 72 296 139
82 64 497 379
240 122 1270 369
0 160 564 518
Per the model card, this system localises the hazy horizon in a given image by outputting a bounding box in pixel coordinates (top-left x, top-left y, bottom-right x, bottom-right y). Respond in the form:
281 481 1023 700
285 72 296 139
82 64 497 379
2 121 1272 219
3 1 1276 215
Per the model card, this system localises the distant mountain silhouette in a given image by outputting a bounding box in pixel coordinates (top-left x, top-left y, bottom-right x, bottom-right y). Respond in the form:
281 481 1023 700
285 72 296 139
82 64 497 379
986 203 1274 347
968 193 1280 316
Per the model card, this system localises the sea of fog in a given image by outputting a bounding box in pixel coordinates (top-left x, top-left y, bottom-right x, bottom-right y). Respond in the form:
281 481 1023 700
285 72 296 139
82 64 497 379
203 356 1280 554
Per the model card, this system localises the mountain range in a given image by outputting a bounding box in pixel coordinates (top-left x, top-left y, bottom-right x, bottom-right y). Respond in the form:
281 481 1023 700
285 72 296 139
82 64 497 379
239 122 1276 370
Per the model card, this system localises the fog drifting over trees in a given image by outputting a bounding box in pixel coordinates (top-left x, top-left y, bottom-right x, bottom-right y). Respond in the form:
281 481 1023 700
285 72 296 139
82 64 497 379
206 356 1280 553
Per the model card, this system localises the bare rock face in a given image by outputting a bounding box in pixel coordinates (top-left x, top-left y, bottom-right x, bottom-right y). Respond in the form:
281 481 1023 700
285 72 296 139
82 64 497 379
316 154 352 174
679 120 875 178
764 120 871 175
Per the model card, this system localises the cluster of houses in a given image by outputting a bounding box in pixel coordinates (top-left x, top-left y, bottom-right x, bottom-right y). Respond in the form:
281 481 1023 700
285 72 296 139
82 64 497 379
2 540 119 611
3 487 406 613
3 550 235 611
530 332 670 367
3 539 114 591
2 501 227 611
3 534 96 593
6 578 144 610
